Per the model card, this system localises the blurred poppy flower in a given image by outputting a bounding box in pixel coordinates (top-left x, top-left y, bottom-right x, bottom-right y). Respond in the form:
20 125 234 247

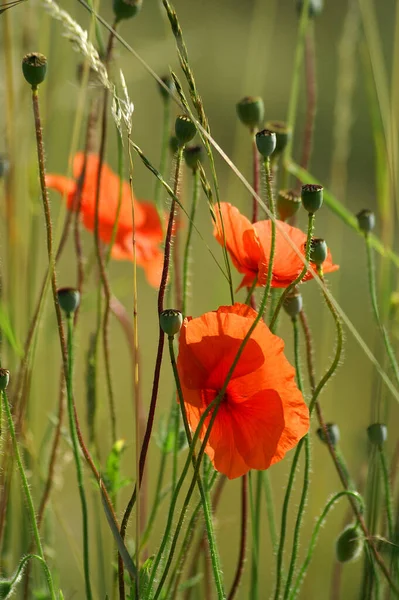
177 303 309 479
214 202 338 290
45 153 164 287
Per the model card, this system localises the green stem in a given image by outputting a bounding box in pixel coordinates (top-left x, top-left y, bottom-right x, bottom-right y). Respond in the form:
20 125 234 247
262 471 278 551
379 446 394 540
182 168 200 316
1 389 56 599
249 471 262 599
289 491 365 599
365 235 399 386
66 315 93 600
269 212 315 331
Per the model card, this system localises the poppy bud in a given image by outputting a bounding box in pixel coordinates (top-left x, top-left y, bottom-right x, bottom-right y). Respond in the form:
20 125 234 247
160 309 183 337
169 135 179 155
184 145 203 172
113 0 142 22
277 189 301 221
367 423 387 446
22 52 47 88
175 115 196 147
236 96 264 131
283 287 303 318
57 287 81 316
0 155 10 179
0 369 10 391
158 75 175 101
301 184 323 214
310 238 328 266
0 580 12 597
336 525 363 563
356 209 375 235
256 129 277 159
296 0 323 18
265 120 292 156
317 422 340 446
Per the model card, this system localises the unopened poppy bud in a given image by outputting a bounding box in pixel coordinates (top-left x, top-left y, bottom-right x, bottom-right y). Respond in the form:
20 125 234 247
169 135 179 155
356 209 375 234
160 309 183 337
256 129 277 158
336 525 363 563
0 155 10 179
0 580 12 597
277 189 301 221
22 52 47 88
158 75 175 101
0 369 10 391
310 238 328 266
283 287 303 318
236 96 264 131
113 0 142 22
175 115 196 147
296 0 323 18
367 423 387 446
317 422 340 446
301 184 323 214
57 287 80 316
265 121 292 156
184 145 203 172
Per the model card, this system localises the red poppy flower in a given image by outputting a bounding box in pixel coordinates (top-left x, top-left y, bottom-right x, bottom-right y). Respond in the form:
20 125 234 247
177 303 309 479
45 153 164 287
214 202 339 289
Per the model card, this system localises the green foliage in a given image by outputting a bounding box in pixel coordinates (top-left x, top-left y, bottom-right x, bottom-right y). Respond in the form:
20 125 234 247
128 556 155 599
156 413 188 455
102 439 131 496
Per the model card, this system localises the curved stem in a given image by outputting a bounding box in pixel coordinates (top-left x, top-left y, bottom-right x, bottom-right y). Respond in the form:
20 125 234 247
182 168 200 316
228 474 248 600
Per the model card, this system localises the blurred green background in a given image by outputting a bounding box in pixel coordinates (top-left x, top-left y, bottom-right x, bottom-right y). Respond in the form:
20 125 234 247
1 0 399 598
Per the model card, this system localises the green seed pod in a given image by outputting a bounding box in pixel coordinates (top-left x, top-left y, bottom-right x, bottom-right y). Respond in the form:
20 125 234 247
236 96 264 131
113 0 142 22
356 209 375 234
336 525 363 563
158 75 175 101
57 287 81 316
277 189 301 221
367 423 387 446
283 287 303 318
184 145 204 172
169 135 179 155
310 238 328 266
0 369 10 391
160 309 183 337
301 183 324 214
0 579 12 597
22 52 47 88
256 129 277 158
0 155 10 179
265 120 292 156
296 0 323 18
317 422 340 446
175 115 196 147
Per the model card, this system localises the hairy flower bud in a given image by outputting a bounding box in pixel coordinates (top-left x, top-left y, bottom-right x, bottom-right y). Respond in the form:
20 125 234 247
256 129 277 158
367 423 387 446
301 184 323 214
336 525 363 563
236 96 264 131
57 287 81 316
356 209 375 234
113 0 142 22
317 422 340 446
0 369 10 391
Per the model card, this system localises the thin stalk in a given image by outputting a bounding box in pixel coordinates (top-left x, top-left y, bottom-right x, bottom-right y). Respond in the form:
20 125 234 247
182 168 200 316
1 388 56 599
228 474 248 600
262 471 278 551
252 134 260 222
379 446 394 540
249 471 262 599
66 315 93 600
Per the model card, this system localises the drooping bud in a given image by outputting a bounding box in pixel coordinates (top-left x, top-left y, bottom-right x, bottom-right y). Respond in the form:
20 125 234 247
310 238 328 266
283 287 303 318
255 129 277 158
160 309 183 337
57 287 81 316
336 525 363 563
301 184 323 214
175 115 196 147
317 422 340 446
158 75 175 101
184 145 204 172
265 120 292 156
113 0 142 23
0 369 10 391
22 52 47 88
367 423 387 446
236 96 264 131
277 189 301 221
356 209 375 235
296 0 323 18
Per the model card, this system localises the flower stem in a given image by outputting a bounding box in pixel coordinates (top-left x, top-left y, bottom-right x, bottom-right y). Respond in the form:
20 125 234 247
228 474 248 600
182 168 200 316
252 134 260 222
262 471 278 551
379 446 394 540
249 471 262 600
1 389 56 599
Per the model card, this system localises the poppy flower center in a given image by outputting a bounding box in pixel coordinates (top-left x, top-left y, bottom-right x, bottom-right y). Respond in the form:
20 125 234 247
202 388 230 407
